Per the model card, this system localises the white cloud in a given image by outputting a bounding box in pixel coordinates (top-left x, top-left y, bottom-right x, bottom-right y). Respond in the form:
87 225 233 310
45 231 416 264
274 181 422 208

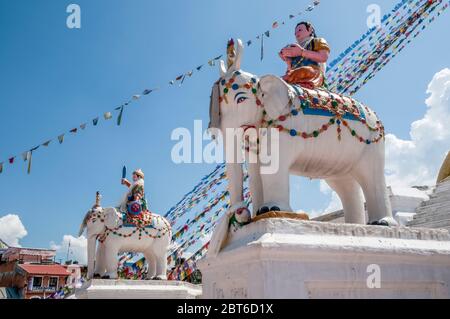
0 214 28 247
308 181 343 218
385 68 450 187
50 235 87 265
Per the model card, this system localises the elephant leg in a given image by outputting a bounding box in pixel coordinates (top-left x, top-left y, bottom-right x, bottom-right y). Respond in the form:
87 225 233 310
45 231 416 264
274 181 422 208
155 251 168 280
247 162 263 217
325 176 365 224
103 246 119 279
353 146 398 226
226 162 244 206
260 165 291 212
143 250 156 280
94 242 106 277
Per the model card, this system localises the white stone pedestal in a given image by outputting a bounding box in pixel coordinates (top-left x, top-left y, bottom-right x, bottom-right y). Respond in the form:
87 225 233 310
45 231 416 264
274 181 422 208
198 218 450 299
72 279 202 299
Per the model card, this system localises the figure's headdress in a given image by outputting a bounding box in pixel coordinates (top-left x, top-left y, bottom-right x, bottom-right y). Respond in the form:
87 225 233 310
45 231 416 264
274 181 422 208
133 169 145 179
92 191 101 209
227 39 236 69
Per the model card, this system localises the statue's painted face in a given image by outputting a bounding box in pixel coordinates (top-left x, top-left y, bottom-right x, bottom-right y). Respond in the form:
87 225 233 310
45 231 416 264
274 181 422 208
295 23 312 42
132 173 138 181
218 71 263 128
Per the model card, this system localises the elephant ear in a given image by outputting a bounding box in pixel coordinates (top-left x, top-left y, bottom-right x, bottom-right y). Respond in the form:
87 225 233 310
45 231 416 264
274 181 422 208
258 75 295 120
104 207 122 229
231 39 243 71
208 79 222 141
219 60 227 78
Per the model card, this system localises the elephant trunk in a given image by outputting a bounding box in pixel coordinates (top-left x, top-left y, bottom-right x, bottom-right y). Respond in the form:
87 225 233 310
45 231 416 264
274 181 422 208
79 210 91 237
87 236 97 279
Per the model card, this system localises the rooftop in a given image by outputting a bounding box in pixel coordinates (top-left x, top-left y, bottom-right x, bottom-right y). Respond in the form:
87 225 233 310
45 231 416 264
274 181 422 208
18 264 70 277
1 247 56 261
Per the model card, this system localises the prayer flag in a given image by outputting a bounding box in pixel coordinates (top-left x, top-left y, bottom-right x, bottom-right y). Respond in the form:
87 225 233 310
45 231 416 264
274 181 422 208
27 151 32 174
117 106 124 126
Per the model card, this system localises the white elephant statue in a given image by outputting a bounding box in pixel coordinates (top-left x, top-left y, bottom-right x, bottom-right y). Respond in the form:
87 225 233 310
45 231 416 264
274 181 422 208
79 206 172 280
208 39 397 248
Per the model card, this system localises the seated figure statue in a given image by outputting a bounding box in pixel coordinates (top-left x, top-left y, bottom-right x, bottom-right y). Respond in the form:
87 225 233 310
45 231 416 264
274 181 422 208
120 168 148 216
279 21 330 89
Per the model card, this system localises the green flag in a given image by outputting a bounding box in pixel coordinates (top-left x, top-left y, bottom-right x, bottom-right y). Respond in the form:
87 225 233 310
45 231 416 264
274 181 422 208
117 106 124 126
27 151 32 174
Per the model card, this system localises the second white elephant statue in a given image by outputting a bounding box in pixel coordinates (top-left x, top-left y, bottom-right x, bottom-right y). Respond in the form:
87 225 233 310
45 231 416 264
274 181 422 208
209 39 398 230
79 206 172 280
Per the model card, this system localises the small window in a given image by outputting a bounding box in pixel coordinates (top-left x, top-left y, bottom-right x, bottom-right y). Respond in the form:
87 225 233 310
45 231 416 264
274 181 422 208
32 277 42 288
49 277 58 288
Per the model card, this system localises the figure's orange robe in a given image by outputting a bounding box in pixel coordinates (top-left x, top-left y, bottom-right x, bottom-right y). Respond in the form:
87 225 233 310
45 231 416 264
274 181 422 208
284 37 330 89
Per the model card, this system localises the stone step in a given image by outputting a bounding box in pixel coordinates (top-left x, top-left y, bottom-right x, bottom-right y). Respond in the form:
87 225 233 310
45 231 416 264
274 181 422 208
432 189 450 197
410 213 450 225
426 197 450 206
411 208 449 219
413 208 450 218
415 208 450 218
434 183 450 194
414 212 450 222
409 215 450 225
422 195 450 206
408 218 450 229
416 202 450 213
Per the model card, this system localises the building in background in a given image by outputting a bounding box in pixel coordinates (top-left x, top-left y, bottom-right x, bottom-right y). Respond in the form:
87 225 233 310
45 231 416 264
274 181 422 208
19 263 69 299
0 245 70 299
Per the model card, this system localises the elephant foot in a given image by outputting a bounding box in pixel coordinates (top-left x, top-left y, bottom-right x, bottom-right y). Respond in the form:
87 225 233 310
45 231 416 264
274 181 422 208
151 276 166 281
101 275 110 279
93 274 102 279
256 205 281 216
368 217 398 227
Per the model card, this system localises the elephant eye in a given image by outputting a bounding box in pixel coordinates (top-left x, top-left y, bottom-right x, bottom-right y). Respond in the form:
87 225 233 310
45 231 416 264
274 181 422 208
237 96 248 104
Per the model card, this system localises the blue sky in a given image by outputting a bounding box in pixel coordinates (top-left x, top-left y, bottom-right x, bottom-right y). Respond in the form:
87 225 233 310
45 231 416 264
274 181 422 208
0 0 449 259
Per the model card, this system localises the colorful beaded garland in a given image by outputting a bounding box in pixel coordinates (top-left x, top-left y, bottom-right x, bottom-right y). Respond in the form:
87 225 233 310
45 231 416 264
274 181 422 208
219 71 262 106
218 72 384 146
261 87 385 144
93 211 171 243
